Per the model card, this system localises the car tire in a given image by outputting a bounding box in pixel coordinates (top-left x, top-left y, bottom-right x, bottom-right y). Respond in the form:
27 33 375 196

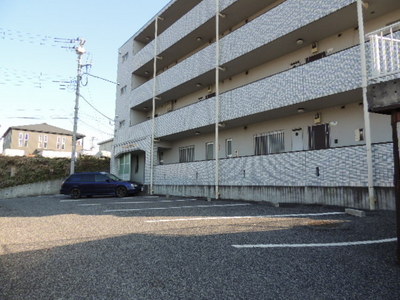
115 186 127 198
70 188 81 199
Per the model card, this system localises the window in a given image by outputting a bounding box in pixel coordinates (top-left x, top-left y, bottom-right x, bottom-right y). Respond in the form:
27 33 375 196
38 135 48 149
18 133 24 147
43 135 48 149
95 174 109 182
179 145 194 163
24 133 29 147
225 139 232 157
56 136 66 150
61 137 66 150
254 131 285 155
206 142 214 160
118 153 131 177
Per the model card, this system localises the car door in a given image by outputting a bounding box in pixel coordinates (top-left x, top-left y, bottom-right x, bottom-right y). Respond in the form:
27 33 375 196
94 173 115 195
79 174 96 194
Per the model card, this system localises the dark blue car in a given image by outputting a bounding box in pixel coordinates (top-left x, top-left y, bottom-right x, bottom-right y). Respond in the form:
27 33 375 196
60 172 143 199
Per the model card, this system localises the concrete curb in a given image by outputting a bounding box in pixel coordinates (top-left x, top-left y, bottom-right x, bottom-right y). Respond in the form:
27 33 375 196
345 208 366 217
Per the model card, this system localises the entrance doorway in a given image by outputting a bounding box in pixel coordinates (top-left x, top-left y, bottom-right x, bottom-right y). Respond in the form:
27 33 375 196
291 128 304 151
131 151 145 184
308 124 330 150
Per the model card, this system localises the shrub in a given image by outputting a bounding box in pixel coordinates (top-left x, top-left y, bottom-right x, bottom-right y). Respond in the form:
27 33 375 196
0 156 110 189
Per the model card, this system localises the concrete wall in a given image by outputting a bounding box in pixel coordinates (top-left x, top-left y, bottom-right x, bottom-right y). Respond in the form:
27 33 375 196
0 179 64 199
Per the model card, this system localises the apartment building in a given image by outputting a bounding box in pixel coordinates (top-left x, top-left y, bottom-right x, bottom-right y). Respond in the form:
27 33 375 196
113 0 400 209
2 123 84 157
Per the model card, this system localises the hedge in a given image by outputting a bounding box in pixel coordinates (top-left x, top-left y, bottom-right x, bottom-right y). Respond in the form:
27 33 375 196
0 156 110 189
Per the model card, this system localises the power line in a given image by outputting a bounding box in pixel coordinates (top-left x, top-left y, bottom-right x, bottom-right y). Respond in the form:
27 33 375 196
0 27 78 49
83 73 119 85
79 94 114 122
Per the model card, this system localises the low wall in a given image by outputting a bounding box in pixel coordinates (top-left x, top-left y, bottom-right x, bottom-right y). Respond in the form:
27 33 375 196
0 179 64 199
154 185 396 210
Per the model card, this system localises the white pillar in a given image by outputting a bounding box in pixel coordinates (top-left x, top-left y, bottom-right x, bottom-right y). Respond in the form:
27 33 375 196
150 17 160 195
357 0 376 210
215 0 220 200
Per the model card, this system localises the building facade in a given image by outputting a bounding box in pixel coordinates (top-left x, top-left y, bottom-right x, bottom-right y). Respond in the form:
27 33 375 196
113 0 400 209
2 123 84 157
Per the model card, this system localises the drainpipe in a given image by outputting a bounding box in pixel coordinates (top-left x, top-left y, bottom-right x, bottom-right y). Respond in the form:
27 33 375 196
357 0 376 210
215 0 220 200
150 16 160 195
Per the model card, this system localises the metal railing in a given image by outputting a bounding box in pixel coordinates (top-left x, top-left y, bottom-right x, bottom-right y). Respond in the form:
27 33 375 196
367 21 400 82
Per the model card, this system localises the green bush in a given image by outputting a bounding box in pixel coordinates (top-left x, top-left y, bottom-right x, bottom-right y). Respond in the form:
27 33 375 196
0 156 110 189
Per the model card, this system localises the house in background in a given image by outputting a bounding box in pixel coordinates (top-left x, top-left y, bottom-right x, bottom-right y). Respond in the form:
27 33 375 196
96 138 113 158
1 123 84 157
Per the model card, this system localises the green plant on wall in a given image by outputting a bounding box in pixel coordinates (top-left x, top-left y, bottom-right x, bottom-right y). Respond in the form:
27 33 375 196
0 156 110 189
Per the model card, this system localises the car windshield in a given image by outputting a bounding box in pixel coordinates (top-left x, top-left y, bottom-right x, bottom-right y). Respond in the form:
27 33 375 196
108 174 123 181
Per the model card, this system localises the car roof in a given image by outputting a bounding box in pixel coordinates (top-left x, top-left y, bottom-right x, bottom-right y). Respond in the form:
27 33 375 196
70 172 109 175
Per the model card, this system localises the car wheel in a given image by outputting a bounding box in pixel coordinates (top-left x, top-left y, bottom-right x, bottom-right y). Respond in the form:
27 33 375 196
115 186 127 198
70 188 81 199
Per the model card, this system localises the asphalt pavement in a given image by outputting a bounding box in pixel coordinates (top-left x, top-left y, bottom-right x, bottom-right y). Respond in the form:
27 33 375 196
0 194 399 299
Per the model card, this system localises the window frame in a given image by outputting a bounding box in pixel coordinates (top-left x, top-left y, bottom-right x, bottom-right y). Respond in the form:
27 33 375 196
254 130 285 155
179 145 195 163
205 142 214 160
225 138 232 157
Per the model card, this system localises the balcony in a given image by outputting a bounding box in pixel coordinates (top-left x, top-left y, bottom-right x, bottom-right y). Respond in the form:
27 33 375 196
132 0 275 76
130 0 357 109
367 23 400 83
152 45 362 139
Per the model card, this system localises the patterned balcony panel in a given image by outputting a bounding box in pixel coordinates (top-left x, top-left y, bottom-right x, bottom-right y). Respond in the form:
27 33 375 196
156 97 216 136
221 46 362 121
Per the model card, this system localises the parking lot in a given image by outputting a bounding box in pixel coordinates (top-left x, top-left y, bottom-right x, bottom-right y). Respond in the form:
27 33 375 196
1 194 400 299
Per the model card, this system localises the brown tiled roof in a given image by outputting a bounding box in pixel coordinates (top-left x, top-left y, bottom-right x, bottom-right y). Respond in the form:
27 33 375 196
2 123 85 139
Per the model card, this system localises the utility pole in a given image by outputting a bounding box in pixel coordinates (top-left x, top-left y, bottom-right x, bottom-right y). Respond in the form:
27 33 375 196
70 38 86 175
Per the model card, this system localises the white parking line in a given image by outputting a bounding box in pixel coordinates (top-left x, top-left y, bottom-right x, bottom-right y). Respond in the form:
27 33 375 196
232 238 397 249
78 203 101 207
104 203 250 213
60 200 83 203
111 199 197 205
146 212 346 223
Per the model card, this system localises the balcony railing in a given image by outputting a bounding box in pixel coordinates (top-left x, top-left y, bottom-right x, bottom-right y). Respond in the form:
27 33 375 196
367 22 400 82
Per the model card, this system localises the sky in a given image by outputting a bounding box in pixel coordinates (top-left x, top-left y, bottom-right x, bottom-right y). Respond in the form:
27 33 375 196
0 0 170 151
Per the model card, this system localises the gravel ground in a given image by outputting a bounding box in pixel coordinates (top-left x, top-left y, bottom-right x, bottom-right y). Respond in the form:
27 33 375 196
0 194 399 299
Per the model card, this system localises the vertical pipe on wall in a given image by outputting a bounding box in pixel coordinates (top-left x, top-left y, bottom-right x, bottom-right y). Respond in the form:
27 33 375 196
150 16 159 195
357 0 376 210
215 0 220 200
